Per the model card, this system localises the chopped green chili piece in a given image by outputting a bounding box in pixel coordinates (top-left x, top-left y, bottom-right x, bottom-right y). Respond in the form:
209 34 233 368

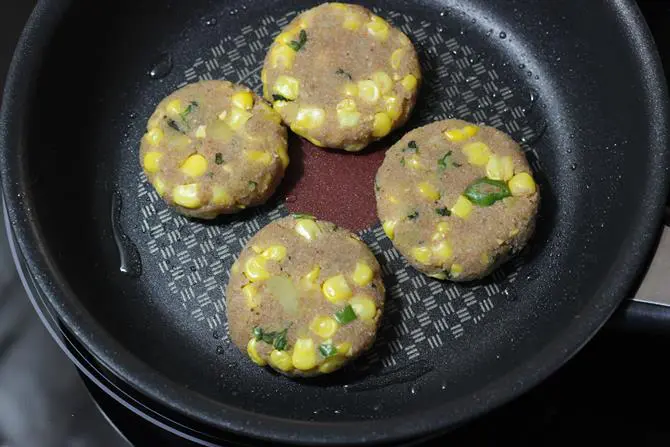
252 326 263 341
319 343 339 358
252 326 290 351
272 327 289 351
288 29 308 51
437 151 453 171
464 177 511 206
334 305 357 325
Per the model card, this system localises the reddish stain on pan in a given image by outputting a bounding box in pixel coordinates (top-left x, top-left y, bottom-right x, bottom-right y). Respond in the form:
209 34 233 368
281 136 388 232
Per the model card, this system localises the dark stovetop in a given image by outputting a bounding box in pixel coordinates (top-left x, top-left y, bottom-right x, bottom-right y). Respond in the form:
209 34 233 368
1 1 670 446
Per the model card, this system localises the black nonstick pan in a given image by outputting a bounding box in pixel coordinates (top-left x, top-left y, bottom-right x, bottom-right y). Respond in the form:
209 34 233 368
1 0 669 445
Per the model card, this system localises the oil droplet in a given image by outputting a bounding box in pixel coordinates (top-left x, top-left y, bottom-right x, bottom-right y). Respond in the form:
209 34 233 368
148 53 173 79
111 192 142 277
499 31 507 39
204 17 217 27
486 29 493 37
373 404 382 411
333 409 341 415
519 64 526 69
502 288 518 301
410 386 417 395
441 384 447 390
213 331 221 339
570 163 577 170
216 345 225 355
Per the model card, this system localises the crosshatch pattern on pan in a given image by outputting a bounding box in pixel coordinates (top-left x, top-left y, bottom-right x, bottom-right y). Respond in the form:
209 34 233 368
135 8 542 374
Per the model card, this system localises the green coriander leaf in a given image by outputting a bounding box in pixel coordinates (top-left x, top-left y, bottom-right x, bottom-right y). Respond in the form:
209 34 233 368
335 68 353 80
319 343 339 358
437 151 453 171
273 328 289 351
272 94 292 102
252 327 263 341
288 29 308 51
215 153 224 165
407 211 419 220
435 207 451 216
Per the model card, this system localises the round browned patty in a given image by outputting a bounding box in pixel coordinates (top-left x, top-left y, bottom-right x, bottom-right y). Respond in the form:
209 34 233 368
139 80 288 219
375 119 540 281
261 2 421 151
226 215 385 377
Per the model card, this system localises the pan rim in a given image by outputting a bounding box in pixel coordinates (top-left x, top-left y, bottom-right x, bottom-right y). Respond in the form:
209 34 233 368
2 0 669 444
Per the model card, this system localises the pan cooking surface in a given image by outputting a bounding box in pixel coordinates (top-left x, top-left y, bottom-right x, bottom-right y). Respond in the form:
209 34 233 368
120 3 550 420
4 0 667 442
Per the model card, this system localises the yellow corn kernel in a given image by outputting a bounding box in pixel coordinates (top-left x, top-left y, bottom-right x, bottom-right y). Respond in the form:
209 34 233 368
372 71 393 94
270 43 296 69
510 228 520 237
273 75 299 101
322 274 353 303
343 13 362 31
337 342 353 357
143 151 163 173
432 240 453 262
417 181 440 201
309 316 339 338
212 186 233 206
247 339 266 366
180 154 208 177
486 155 514 181
269 350 293 372
152 177 166 196
391 48 405 70
226 107 253 131
462 142 491 166
268 350 293 372
251 245 263 254
292 338 317 371
382 220 397 240
508 172 537 196
231 91 254 110
338 110 361 128
462 125 480 138
295 107 326 129
480 253 490 265
246 150 273 165
451 195 473 219
450 264 463 278
400 74 418 92
166 99 182 116
295 218 321 241
405 155 421 169
343 82 359 97
384 96 402 121
173 184 201 209
366 15 389 40
350 296 377 321
145 128 164 146
443 128 465 142
274 146 289 170
412 246 432 265
300 265 321 290
436 222 450 234
372 112 392 137
194 125 207 139
352 261 373 287
242 283 259 310
358 80 380 104
244 256 270 282
261 245 287 262
275 30 297 45
319 356 346 374
429 272 448 280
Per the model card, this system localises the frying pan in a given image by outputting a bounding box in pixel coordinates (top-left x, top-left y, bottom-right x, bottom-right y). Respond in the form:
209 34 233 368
1 0 669 445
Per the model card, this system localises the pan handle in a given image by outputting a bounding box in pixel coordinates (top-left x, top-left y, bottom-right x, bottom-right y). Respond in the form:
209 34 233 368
611 219 670 334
